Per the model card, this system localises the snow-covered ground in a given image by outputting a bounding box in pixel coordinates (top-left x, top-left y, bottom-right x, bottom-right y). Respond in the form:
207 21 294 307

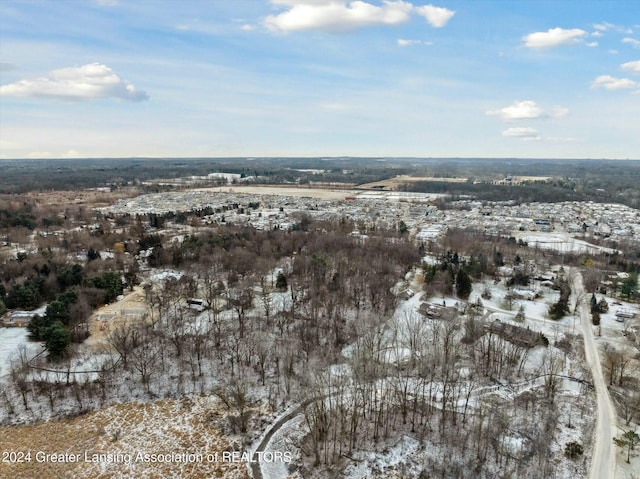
0 395 249 479
513 231 618 255
0 327 40 377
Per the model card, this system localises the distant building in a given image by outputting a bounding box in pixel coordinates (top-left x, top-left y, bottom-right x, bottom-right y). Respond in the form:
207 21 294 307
3 311 35 327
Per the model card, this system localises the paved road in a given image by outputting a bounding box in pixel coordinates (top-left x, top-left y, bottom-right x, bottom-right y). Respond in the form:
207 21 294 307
572 270 617 479
249 400 314 479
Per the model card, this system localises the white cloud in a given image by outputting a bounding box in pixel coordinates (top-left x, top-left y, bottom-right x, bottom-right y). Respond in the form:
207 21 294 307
586 41 598 47
26 151 53 159
398 38 419 47
397 38 432 47
592 31 603 38
264 1 454 32
502 127 541 140
486 100 544 121
264 1 413 32
591 74 638 90
414 4 455 28
62 149 82 158
0 63 148 102
621 60 640 73
523 27 587 48
271 0 334 4
622 37 640 48
594 22 633 34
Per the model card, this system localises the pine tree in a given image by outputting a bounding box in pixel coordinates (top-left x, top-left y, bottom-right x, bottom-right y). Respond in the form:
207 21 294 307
44 321 71 361
275 271 288 290
455 269 472 299
613 430 640 463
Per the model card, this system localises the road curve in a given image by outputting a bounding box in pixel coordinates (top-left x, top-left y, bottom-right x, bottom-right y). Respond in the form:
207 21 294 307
249 400 313 479
573 270 617 479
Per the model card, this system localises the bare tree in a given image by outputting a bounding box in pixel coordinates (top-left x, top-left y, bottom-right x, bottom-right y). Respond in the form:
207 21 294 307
213 369 252 434
228 279 255 339
128 325 160 394
107 324 140 367
541 350 563 403
9 346 32 409
602 344 636 387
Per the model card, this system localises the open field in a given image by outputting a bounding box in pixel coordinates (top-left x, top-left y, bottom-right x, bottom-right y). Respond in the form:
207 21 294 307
84 286 149 350
194 185 357 200
510 176 553 183
358 175 469 190
0 397 250 479
1 188 141 210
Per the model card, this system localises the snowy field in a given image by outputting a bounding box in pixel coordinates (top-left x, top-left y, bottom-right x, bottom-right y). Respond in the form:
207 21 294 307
0 328 37 377
0 396 250 479
513 231 618 255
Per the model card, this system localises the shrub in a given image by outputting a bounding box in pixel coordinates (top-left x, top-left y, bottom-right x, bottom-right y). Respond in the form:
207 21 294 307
564 441 583 459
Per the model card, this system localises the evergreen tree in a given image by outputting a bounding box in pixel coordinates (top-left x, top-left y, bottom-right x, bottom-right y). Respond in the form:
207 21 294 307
597 298 609 313
275 271 288 290
613 430 640 464
27 314 50 341
620 273 638 301
455 269 472 299
44 321 70 361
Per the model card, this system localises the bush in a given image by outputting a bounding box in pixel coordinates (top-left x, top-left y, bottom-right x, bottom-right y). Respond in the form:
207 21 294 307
275 271 288 290
564 441 583 459
549 299 570 320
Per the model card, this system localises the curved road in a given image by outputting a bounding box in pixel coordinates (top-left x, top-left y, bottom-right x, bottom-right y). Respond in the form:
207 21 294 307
250 373 592 479
572 270 617 479
249 399 314 479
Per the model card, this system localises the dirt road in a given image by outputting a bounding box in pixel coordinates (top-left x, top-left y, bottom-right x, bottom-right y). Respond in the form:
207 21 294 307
573 270 618 479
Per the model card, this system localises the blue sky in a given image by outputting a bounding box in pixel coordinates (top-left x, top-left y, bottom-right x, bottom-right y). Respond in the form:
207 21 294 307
1 0 639 159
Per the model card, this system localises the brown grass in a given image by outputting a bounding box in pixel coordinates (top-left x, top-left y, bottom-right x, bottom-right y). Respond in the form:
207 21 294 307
0 398 250 479
84 287 149 350
358 175 468 190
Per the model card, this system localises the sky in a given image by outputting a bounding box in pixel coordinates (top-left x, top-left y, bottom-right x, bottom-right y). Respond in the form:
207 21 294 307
0 0 639 160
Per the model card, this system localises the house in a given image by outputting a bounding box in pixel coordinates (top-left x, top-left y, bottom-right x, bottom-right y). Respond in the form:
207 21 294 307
418 302 444 318
3 311 35 327
615 309 635 322
484 319 547 348
188 298 206 312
